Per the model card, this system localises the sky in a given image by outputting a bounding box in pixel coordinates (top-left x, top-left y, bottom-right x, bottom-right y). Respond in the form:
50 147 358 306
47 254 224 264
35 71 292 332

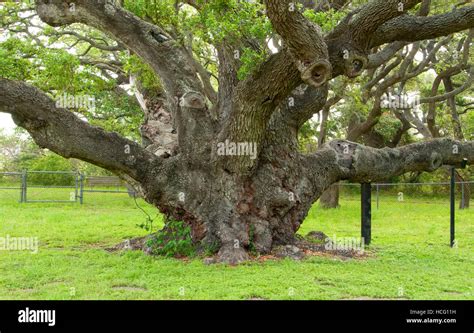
0 113 16 135
0 5 25 136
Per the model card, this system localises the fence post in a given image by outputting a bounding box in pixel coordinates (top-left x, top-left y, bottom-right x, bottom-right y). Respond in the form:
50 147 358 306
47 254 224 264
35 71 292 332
450 167 455 248
361 183 372 245
74 172 79 203
21 170 27 203
79 173 84 205
376 184 380 210
20 171 23 203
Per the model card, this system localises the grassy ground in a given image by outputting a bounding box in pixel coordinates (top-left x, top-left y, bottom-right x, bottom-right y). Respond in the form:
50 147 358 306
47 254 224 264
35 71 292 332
0 187 472 300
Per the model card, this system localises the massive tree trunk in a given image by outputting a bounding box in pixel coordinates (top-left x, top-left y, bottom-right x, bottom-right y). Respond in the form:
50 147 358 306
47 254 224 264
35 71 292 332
1 0 474 264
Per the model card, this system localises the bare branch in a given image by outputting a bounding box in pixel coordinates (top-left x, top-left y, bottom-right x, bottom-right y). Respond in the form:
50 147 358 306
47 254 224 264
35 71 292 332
50 29 124 52
421 68 474 104
366 41 406 69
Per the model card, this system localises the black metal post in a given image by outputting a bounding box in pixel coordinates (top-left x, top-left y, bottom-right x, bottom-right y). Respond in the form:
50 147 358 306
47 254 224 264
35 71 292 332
79 173 84 205
22 170 28 203
376 184 380 210
20 170 26 203
74 173 79 202
361 183 372 245
450 167 455 247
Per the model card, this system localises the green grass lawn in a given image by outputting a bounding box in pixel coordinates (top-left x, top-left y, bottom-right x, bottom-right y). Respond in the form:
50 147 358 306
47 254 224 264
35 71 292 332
0 187 472 300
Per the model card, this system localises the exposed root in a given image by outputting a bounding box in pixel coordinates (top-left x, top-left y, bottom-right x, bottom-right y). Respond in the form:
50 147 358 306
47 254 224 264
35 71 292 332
296 231 369 258
106 230 370 264
217 244 250 265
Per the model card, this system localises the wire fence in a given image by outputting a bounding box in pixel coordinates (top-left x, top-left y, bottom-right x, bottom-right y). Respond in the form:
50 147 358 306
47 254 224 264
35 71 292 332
0 170 136 204
335 181 473 209
0 170 472 209
0 172 23 203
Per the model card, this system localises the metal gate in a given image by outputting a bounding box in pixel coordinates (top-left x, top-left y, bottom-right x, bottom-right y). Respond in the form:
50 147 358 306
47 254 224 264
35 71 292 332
19 170 81 203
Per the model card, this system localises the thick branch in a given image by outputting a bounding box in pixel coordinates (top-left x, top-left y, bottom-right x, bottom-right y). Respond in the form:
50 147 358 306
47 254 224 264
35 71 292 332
278 84 329 130
35 0 203 98
0 78 158 182
264 84 329 149
218 51 301 174
264 0 331 87
350 0 421 47
443 76 465 140
370 5 474 47
318 138 474 183
366 41 406 69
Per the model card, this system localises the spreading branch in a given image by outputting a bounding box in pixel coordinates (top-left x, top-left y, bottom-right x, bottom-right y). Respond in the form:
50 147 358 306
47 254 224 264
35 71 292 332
313 138 474 184
264 0 331 87
370 5 474 46
0 78 158 182
34 0 204 99
349 0 421 47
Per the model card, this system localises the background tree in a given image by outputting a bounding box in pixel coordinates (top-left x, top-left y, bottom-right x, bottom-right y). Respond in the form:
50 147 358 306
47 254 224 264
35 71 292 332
294 1 474 209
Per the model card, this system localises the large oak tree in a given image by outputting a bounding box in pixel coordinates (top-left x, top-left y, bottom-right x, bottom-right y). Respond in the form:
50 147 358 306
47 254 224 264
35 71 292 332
1 0 473 263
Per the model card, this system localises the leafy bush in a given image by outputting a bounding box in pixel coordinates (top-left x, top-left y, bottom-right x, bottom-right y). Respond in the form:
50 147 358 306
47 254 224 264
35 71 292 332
146 219 195 258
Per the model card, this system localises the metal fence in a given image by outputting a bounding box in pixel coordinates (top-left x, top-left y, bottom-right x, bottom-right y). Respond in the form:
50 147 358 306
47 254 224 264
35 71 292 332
0 170 472 207
337 181 474 209
332 179 473 248
0 170 135 204
0 172 23 202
